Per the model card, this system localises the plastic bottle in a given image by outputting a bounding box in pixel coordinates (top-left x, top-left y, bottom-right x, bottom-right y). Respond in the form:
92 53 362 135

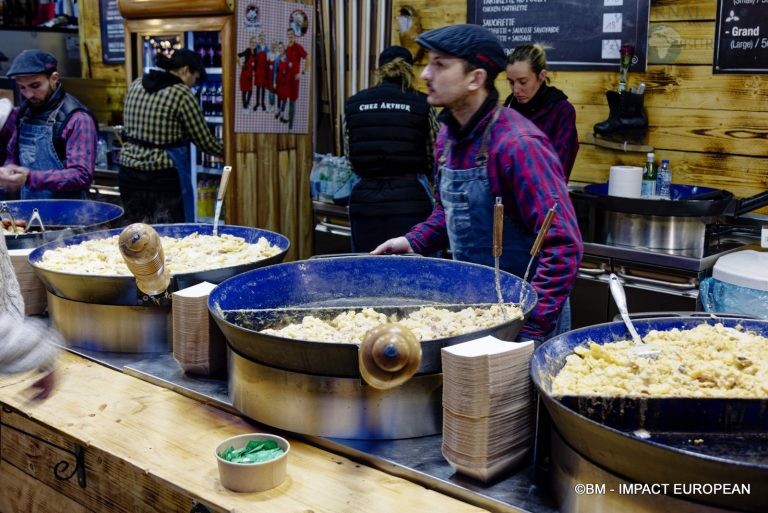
656 159 672 199
641 152 657 198
96 137 109 169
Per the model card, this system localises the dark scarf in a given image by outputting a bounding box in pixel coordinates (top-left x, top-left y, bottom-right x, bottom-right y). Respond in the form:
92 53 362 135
142 69 184 93
25 81 66 116
504 84 567 117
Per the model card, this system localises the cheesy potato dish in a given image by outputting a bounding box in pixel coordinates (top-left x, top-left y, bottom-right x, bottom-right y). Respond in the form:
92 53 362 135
260 304 523 343
37 232 281 275
551 323 768 397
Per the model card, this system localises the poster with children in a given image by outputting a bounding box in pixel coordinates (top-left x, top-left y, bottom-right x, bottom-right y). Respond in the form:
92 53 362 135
235 0 312 134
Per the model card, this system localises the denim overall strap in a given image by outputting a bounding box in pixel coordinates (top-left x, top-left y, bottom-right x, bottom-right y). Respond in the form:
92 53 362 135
18 114 84 200
165 144 195 222
438 108 536 282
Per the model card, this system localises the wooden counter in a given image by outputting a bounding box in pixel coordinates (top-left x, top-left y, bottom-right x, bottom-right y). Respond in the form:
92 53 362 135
0 351 487 513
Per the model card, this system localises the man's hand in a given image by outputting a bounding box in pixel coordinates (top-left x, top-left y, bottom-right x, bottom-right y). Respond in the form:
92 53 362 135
28 369 56 401
0 165 29 189
371 236 414 255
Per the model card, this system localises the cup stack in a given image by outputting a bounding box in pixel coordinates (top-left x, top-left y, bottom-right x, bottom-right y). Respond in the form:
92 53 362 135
9 248 47 315
440 335 535 482
171 281 227 376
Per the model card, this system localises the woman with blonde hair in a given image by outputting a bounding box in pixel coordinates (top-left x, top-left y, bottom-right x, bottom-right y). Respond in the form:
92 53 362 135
504 43 579 179
343 46 438 252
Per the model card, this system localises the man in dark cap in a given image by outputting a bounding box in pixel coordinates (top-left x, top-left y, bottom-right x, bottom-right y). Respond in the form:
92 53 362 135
0 50 97 199
343 45 438 252
373 25 583 343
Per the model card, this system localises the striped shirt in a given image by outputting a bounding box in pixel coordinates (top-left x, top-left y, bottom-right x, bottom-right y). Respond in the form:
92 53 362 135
406 94 584 338
121 71 223 171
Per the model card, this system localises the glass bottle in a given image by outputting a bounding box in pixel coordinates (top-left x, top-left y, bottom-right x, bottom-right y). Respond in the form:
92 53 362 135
641 152 657 198
656 159 672 200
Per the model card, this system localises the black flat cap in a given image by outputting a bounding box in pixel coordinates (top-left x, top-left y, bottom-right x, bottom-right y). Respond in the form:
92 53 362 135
7 49 58 77
378 46 413 67
417 24 506 77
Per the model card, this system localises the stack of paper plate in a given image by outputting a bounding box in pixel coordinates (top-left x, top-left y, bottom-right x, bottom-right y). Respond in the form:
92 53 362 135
9 248 47 316
172 281 227 376
441 335 535 482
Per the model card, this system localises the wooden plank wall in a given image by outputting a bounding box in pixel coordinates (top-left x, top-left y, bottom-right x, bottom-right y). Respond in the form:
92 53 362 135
77 0 128 126
77 0 314 261
393 0 768 214
230 0 314 262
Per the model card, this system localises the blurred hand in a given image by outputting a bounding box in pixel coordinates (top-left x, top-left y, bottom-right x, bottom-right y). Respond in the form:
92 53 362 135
28 369 56 401
0 165 29 189
371 237 414 255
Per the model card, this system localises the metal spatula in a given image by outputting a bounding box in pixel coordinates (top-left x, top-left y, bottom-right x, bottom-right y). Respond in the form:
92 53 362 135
608 273 660 359
212 165 232 236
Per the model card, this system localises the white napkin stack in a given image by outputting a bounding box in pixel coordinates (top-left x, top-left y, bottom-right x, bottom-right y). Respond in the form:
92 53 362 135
441 335 535 482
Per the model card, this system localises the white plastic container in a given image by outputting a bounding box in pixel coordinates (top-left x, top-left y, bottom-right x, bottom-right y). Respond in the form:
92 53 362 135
699 250 768 318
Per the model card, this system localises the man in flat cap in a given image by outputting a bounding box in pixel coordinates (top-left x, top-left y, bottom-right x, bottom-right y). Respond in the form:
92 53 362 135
343 45 438 252
373 25 583 343
0 49 97 199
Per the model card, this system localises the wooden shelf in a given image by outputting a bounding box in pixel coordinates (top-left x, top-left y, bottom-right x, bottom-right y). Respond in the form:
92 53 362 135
587 133 654 153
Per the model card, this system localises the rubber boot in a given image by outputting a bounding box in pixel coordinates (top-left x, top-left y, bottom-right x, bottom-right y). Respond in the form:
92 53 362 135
593 90 648 141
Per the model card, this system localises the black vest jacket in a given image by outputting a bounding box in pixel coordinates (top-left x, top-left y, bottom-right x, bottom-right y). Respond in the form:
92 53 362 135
344 80 432 178
18 85 95 163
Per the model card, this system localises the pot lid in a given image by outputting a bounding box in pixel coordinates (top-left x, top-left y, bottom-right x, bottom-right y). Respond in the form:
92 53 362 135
713 250 768 291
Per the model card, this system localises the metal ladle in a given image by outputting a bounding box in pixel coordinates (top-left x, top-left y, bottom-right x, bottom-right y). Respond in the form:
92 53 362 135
608 273 659 359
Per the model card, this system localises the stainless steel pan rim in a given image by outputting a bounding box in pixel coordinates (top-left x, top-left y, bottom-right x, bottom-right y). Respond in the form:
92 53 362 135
209 255 538 378
532 315 768 513
28 223 291 305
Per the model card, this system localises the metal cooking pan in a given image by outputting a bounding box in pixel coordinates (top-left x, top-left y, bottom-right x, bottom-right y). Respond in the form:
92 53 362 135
571 184 735 217
532 316 768 513
2 199 124 249
573 183 768 218
208 255 538 378
28 223 290 306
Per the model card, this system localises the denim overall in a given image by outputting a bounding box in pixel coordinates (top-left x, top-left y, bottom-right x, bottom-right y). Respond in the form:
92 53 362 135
18 116 86 200
165 144 195 222
438 108 570 340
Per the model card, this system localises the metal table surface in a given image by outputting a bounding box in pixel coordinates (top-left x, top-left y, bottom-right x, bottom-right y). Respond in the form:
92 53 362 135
66 347 558 513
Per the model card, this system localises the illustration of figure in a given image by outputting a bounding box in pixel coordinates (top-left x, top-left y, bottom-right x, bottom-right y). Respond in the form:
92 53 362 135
274 42 290 122
237 36 257 109
290 10 308 37
252 33 270 111
284 27 309 131
267 40 279 114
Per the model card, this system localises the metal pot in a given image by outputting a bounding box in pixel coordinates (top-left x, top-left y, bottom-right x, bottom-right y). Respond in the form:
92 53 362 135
570 184 768 251
2 199 124 250
531 316 768 513
209 255 538 378
28 223 291 306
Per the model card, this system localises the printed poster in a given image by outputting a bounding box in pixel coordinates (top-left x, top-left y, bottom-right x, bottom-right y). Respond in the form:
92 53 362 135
235 0 313 134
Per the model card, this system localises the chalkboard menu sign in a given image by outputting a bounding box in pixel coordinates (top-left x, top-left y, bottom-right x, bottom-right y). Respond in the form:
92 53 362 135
467 0 650 71
99 0 125 64
714 0 768 74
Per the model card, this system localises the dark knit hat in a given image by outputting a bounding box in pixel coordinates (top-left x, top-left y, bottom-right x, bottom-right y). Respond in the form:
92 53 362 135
7 50 58 77
417 24 506 77
378 46 413 67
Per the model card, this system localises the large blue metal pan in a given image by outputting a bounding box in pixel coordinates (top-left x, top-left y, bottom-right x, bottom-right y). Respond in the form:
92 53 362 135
28 223 290 306
532 316 768 512
2 199 124 249
208 255 538 378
